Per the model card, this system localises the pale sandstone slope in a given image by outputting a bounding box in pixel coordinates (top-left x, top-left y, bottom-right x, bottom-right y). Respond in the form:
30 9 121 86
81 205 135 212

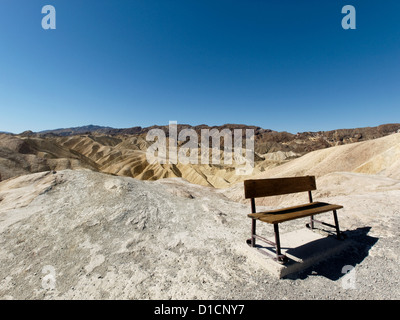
254 132 400 178
223 133 400 205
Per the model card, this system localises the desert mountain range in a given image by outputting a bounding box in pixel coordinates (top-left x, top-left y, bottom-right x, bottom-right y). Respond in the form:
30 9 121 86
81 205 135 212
1 123 400 188
1 124 400 299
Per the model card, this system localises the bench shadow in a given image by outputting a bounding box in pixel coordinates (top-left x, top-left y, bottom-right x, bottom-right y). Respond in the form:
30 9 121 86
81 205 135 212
285 226 378 280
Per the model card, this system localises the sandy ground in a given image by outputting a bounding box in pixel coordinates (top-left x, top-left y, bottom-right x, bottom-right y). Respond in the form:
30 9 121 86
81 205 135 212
0 167 399 300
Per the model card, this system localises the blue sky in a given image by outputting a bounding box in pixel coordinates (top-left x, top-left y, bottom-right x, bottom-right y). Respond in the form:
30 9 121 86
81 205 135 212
0 0 399 133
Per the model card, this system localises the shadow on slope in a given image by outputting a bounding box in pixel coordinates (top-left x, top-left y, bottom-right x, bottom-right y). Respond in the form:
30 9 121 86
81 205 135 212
287 227 378 281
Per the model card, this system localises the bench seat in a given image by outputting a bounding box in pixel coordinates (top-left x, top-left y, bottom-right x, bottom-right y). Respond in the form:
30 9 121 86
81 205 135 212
248 202 343 224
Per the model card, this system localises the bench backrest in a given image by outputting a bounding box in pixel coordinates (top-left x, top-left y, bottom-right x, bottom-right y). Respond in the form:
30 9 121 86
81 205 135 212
244 176 316 199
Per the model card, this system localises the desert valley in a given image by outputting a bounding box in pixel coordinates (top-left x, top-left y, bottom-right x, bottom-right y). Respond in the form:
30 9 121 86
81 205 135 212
1 123 400 299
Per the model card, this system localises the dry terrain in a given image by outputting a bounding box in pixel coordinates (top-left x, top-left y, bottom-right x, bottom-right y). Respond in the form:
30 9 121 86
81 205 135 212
0 131 399 299
1 123 399 188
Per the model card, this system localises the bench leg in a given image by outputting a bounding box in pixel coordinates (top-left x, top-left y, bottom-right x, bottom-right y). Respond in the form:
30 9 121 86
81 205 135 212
274 224 288 263
274 224 281 257
251 218 256 247
333 210 342 239
310 215 314 229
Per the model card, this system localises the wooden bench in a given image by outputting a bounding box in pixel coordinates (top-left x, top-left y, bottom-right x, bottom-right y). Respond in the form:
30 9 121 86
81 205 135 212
244 176 344 264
